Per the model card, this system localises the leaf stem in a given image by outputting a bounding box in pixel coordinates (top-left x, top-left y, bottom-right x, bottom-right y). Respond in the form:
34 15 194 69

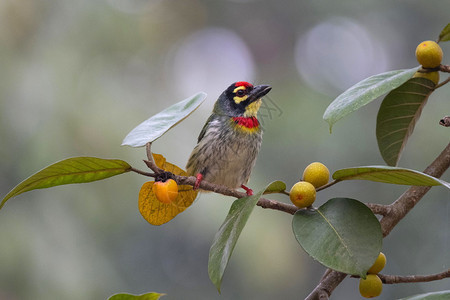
144 142 163 174
129 167 155 177
280 190 290 196
435 75 450 89
316 180 339 192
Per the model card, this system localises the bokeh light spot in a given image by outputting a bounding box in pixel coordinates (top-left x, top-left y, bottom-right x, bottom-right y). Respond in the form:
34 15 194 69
166 27 255 97
295 17 389 96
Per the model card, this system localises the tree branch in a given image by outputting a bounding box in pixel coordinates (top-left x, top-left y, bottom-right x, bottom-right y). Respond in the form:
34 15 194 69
131 147 392 217
439 116 450 127
175 174 299 215
379 269 450 284
305 271 347 300
439 64 450 73
366 203 390 216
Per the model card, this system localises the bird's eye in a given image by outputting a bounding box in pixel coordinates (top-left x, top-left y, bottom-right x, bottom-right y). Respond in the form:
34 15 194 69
236 89 246 97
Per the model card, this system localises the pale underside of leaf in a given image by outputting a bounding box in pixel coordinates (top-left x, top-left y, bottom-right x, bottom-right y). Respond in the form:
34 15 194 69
323 67 419 131
122 92 207 147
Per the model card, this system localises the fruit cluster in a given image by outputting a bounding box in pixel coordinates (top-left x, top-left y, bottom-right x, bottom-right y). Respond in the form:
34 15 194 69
359 252 386 298
289 162 330 208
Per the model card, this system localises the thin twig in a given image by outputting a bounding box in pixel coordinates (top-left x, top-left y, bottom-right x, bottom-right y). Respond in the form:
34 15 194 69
439 64 450 73
305 271 347 300
144 142 163 174
174 174 299 215
280 190 290 196
436 75 450 89
129 167 154 177
379 269 450 284
146 142 153 162
439 116 450 127
316 180 339 192
257 197 298 215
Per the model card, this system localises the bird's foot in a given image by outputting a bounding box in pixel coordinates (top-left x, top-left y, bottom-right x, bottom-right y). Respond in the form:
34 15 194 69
241 185 253 196
193 173 203 190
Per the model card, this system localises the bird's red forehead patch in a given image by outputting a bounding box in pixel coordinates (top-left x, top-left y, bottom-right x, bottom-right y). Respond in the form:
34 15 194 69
235 81 253 88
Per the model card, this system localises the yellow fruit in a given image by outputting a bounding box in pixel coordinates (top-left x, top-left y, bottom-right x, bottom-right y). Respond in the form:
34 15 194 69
359 274 383 298
152 179 178 204
289 181 316 208
413 70 439 85
302 162 330 188
368 252 386 274
415 40 443 68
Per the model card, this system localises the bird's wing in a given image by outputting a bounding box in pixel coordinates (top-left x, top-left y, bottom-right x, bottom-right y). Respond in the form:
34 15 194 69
197 114 216 143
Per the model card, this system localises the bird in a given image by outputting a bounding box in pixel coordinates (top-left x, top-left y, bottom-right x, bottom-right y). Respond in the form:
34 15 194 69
186 81 272 196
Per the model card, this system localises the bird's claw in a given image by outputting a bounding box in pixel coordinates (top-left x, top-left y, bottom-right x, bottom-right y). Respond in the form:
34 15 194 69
194 173 203 190
241 185 253 196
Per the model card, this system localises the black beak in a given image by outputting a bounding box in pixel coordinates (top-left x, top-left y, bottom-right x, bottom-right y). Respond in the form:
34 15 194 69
247 84 272 103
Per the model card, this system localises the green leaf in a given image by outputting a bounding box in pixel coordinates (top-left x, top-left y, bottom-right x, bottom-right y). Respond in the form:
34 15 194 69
122 92 207 147
1 157 131 209
438 23 450 42
263 180 286 194
398 290 450 300
323 67 419 131
292 198 382 277
376 77 435 166
333 166 450 189
107 292 165 300
208 183 272 292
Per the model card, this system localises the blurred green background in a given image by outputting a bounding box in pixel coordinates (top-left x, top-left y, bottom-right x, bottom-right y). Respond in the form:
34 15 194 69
0 1 449 299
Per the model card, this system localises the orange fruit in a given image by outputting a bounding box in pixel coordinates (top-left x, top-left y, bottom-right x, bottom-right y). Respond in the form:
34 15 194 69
152 179 178 204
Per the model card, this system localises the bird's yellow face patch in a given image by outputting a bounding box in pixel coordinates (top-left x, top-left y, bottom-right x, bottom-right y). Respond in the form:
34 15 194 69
233 86 248 104
244 99 262 117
